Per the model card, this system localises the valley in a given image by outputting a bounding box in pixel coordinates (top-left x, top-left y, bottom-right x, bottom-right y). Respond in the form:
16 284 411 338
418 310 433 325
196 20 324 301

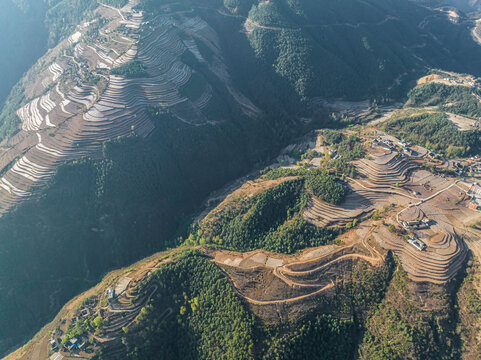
7 73 481 358
2 0 481 359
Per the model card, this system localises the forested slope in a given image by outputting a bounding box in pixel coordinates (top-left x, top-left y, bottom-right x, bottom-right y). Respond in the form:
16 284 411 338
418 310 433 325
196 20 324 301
0 108 309 354
0 1 48 109
0 0 314 352
3 0 481 356
244 0 481 99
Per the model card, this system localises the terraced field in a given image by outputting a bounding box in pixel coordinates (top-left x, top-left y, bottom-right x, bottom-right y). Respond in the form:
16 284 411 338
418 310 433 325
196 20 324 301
7 124 481 359
356 151 420 188
0 0 236 213
374 226 467 283
292 126 481 285
211 225 383 306
95 282 165 359
303 182 400 227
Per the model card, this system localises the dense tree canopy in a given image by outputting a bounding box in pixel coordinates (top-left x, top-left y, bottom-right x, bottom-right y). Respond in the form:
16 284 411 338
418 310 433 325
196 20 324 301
384 111 481 158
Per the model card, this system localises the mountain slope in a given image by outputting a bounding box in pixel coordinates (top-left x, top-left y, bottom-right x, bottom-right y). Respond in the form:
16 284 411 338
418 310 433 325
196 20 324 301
441 0 481 11
243 0 481 99
2 0 481 356
0 0 130 136
0 0 48 109
0 0 307 353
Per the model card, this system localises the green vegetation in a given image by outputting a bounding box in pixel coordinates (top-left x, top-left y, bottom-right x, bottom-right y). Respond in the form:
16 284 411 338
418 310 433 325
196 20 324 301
319 130 365 177
193 169 346 253
359 266 462 360
384 111 481 157
195 178 331 252
92 316 104 329
45 0 98 46
62 318 93 344
323 129 344 145
457 260 481 357
122 251 257 360
262 213 338 254
245 0 481 100
305 170 346 204
46 0 127 46
118 251 391 360
260 167 310 180
0 82 27 139
261 314 356 360
337 253 396 314
110 61 148 78
261 131 364 181
329 132 365 161
408 83 481 118
0 99 308 352
0 2 323 347
5 0 481 356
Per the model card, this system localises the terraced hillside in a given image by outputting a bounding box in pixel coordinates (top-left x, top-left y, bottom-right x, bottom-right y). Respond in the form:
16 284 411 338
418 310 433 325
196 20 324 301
4 238 388 360
6 104 481 360
356 151 421 188
0 0 299 353
375 226 467 283
0 0 254 213
3 0 481 215
303 182 397 228
4 0 481 358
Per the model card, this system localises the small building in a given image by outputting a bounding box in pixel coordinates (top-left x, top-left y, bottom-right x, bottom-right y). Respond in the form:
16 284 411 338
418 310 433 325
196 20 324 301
81 308 90 318
107 288 115 302
468 184 481 197
50 352 64 360
468 201 480 211
407 220 421 226
50 339 58 352
408 238 426 251
402 220 416 227
67 337 79 351
402 219 431 229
